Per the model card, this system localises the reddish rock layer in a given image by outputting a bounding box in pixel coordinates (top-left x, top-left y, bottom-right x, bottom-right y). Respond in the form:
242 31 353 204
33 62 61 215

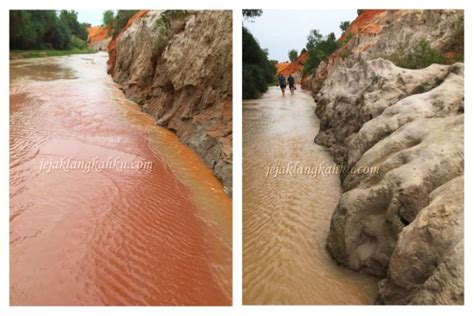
107 10 150 76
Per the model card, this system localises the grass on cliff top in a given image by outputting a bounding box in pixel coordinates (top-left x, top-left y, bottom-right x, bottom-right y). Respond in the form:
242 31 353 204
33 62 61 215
390 17 464 69
10 48 97 59
390 39 444 69
151 10 190 60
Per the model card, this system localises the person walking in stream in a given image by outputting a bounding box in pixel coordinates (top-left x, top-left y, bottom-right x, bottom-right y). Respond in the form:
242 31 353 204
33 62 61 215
288 74 296 95
278 74 287 96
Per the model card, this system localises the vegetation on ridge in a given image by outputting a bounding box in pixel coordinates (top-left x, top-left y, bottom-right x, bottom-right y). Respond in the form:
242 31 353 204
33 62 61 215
303 29 338 75
152 10 190 60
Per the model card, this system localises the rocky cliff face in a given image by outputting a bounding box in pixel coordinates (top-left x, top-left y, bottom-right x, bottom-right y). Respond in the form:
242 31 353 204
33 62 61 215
108 10 232 195
88 26 111 51
311 10 464 304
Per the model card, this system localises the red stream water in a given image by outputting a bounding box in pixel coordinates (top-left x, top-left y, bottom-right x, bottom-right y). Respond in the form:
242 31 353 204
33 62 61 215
10 52 231 306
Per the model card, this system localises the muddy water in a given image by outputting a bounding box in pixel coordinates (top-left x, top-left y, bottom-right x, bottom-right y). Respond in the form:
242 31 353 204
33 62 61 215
243 87 377 305
10 52 231 306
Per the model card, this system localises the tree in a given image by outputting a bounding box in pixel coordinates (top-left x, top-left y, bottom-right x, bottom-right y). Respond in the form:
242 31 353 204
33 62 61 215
10 10 66 49
10 11 38 49
48 17 71 49
242 9 263 21
303 30 338 75
59 10 88 40
319 33 337 56
241 10 275 99
103 10 114 27
340 21 350 32
242 27 276 99
306 29 323 51
10 10 89 50
288 49 298 62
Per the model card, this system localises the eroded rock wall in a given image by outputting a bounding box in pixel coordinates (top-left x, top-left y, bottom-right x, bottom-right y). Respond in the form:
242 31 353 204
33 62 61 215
87 26 111 51
312 10 464 304
108 10 232 195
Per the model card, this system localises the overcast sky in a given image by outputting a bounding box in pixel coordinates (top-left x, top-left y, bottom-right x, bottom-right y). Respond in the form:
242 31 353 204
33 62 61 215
77 10 105 26
244 9 358 62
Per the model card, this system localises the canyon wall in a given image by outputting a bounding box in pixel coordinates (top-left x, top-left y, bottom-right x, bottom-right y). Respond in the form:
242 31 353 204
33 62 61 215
88 26 111 51
311 10 464 304
108 11 233 195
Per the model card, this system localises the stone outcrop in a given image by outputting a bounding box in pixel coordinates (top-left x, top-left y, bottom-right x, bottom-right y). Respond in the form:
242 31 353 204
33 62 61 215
87 26 111 51
108 11 232 195
311 10 464 304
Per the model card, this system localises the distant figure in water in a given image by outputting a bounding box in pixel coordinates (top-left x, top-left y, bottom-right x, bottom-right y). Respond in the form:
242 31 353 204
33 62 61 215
288 74 296 95
278 74 287 96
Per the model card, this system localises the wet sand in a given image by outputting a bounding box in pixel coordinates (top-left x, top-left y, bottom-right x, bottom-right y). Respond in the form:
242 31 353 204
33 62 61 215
10 53 231 305
243 87 377 305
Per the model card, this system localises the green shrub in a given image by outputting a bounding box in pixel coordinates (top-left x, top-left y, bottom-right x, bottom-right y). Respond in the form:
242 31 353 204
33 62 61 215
338 32 353 49
156 10 189 35
243 64 263 99
111 10 139 36
70 35 87 49
390 39 444 69
151 10 189 60
10 48 96 58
